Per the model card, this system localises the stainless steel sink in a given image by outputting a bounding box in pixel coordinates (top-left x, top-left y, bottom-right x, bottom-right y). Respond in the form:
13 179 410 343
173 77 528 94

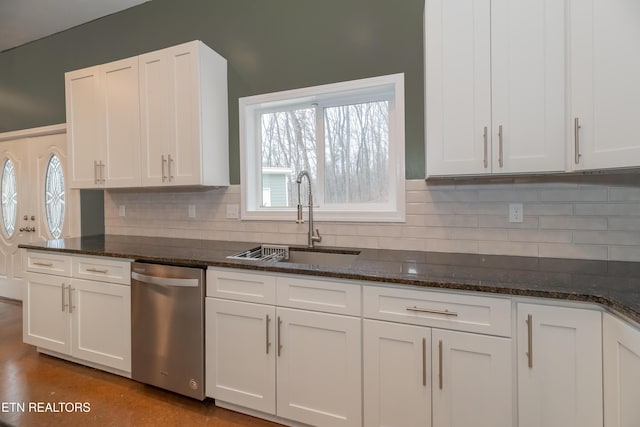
279 249 360 267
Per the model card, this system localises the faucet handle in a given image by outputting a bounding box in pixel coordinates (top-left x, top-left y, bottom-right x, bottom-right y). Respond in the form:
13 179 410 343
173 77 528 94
312 228 322 243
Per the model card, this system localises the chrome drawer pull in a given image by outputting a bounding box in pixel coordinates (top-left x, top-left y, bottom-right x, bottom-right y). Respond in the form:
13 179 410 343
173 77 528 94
266 315 271 355
86 267 109 274
33 262 54 267
422 337 427 387
526 314 533 368
438 340 443 390
406 306 458 317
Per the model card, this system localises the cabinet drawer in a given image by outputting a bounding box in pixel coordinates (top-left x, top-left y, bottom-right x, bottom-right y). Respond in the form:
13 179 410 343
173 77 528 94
276 275 361 316
72 256 131 285
207 268 276 304
24 251 71 277
363 286 511 337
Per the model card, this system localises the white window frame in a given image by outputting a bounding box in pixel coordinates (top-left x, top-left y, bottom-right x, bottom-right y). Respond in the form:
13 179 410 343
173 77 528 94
239 73 405 222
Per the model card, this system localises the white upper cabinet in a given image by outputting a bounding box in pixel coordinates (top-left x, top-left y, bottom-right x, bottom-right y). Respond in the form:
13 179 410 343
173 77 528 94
139 41 229 187
66 40 229 189
570 0 640 171
66 57 141 188
425 0 566 177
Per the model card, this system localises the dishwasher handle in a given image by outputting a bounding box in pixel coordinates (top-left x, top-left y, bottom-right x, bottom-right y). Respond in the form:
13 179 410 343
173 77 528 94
131 271 200 288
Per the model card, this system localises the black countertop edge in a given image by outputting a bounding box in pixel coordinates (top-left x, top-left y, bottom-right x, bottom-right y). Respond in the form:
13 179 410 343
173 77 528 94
19 235 640 325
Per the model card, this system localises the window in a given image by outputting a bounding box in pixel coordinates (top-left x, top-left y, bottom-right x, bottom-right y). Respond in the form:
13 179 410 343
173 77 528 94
44 155 65 239
240 73 405 222
1 159 17 237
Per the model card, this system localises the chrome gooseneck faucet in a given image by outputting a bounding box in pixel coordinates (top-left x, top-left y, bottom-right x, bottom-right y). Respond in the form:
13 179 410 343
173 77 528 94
296 170 321 248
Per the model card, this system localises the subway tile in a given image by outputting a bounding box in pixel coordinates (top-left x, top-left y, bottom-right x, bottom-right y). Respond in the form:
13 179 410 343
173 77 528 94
524 204 574 216
425 239 479 254
539 188 608 202
608 187 640 202
477 189 539 202
609 246 640 262
608 217 640 231
447 227 509 241
573 231 640 246
508 229 573 244
478 215 539 229
575 203 640 216
538 243 608 260
423 214 478 228
539 216 607 230
478 241 539 257
377 237 425 251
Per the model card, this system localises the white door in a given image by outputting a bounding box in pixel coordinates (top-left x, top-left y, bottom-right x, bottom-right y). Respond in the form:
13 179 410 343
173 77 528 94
432 329 513 427
603 314 640 427
517 303 603 427
425 0 492 176
22 271 71 354
276 307 362 427
570 0 640 170
71 278 131 372
0 127 79 300
491 0 566 173
205 298 276 414
363 319 431 427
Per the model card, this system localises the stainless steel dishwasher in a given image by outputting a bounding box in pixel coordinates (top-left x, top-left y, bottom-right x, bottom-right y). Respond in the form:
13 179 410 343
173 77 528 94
131 262 205 400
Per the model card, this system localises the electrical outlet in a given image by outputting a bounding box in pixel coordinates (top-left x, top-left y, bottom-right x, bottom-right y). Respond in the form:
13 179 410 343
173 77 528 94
226 204 239 219
509 203 523 223
118 205 125 217
188 205 196 218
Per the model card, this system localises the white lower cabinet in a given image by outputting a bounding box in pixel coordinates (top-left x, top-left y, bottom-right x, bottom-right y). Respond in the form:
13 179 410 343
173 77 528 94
22 251 132 373
206 268 362 427
206 298 276 414
432 329 513 427
603 313 640 427
517 303 603 427
363 320 512 427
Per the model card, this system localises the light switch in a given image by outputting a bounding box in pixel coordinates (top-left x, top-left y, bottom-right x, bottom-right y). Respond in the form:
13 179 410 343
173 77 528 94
118 205 125 217
226 204 239 219
188 205 196 218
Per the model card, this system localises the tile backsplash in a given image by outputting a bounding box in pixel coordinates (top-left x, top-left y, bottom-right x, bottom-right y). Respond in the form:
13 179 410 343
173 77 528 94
104 177 640 261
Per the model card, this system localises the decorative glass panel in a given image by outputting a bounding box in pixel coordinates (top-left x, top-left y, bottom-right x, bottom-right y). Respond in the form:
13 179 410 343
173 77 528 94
1 159 17 237
45 155 65 239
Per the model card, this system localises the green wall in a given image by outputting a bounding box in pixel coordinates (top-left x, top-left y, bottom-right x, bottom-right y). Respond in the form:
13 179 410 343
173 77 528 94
0 0 425 181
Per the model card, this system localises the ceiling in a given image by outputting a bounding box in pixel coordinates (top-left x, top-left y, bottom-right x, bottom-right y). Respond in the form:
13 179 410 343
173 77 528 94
0 0 149 52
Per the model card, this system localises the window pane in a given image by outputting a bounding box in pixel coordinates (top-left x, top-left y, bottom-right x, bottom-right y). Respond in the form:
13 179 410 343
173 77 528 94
1 159 17 237
324 100 389 204
45 155 65 239
260 108 316 208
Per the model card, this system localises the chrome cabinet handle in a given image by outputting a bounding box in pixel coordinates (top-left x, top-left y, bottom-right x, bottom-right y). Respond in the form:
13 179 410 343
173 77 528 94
94 160 99 184
483 126 488 168
574 118 581 164
86 268 109 274
266 315 271 354
438 340 443 390
100 161 106 184
61 284 67 312
277 316 283 357
33 262 54 267
161 155 167 182
68 286 74 314
406 306 458 317
526 314 533 368
167 154 174 182
498 125 504 168
422 337 427 387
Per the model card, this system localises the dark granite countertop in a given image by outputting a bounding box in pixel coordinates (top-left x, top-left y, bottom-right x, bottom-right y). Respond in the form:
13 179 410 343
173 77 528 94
20 234 640 324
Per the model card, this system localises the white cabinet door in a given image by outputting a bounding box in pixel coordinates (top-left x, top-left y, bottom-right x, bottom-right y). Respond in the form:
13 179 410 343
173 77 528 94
603 314 640 427
139 41 228 187
277 307 362 427
101 57 141 187
571 0 640 170
66 57 140 188
70 278 131 372
491 0 566 174
205 298 276 414
517 303 603 427
425 0 492 176
363 320 431 427
22 272 71 355
65 66 102 188
432 329 513 427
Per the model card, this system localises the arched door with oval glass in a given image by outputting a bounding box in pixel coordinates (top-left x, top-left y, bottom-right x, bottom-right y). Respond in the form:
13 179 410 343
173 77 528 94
0 126 80 300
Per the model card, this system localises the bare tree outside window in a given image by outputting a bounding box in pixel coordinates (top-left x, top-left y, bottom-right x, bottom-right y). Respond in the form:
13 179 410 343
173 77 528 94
260 101 390 208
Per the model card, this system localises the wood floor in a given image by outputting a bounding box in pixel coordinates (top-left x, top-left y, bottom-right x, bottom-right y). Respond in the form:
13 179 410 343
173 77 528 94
0 299 281 426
